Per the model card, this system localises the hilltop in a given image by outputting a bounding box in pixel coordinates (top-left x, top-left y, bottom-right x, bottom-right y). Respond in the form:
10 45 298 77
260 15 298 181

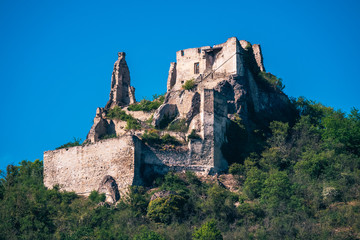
0 38 359 239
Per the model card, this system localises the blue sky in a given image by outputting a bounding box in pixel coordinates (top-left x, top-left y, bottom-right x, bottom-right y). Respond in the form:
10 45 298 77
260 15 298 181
1 0 360 171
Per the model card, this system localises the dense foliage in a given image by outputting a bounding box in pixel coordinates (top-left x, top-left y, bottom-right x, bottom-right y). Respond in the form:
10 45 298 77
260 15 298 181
106 106 141 130
128 94 165 112
1 97 360 239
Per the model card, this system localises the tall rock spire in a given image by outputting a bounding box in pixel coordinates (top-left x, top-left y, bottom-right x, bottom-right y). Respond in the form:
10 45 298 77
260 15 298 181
105 52 136 109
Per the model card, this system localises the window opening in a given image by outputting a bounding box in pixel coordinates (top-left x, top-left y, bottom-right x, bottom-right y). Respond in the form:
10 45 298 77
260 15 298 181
181 50 184 56
194 62 200 74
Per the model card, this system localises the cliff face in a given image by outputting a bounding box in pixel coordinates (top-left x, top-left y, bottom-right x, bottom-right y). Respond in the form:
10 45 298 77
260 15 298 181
44 37 296 202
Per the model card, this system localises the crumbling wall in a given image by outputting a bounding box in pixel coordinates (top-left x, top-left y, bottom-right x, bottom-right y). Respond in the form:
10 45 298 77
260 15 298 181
44 135 142 199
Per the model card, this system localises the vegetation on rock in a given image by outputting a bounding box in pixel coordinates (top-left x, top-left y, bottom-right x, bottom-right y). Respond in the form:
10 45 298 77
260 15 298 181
188 129 201 140
106 106 141 130
128 94 165 112
258 71 285 91
182 79 196 90
166 119 188 132
1 98 360 239
141 130 180 147
56 137 82 150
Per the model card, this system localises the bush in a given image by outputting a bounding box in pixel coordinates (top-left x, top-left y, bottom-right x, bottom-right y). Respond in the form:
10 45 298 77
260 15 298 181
182 79 196 90
167 119 188 132
133 227 165 240
161 134 179 145
192 219 223 240
106 106 141 130
243 167 267 199
128 94 165 112
56 137 82 150
188 129 201 140
99 133 117 140
229 163 244 175
123 186 149 217
89 190 106 203
258 72 285 91
141 129 161 145
126 118 141 130
147 194 187 224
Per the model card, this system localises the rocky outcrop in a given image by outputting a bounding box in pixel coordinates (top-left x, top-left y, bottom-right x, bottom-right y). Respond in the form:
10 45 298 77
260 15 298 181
152 103 179 129
252 44 265 72
105 52 136 109
98 175 120 203
87 108 109 142
167 62 176 91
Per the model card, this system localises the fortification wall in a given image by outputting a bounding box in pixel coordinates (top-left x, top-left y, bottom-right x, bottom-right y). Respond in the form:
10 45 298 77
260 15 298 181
44 135 142 197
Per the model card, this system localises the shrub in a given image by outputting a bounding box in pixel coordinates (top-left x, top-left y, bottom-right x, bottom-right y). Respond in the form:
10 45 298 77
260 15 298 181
56 137 82 150
192 219 223 240
188 129 201 140
142 131 180 147
182 79 196 90
258 72 285 91
147 194 187 224
89 190 106 203
243 167 267 199
167 119 188 132
99 133 117 140
107 106 130 120
161 134 179 145
229 163 244 175
125 118 141 130
106 106 141 130
141 129 161 145
133 227 165 240
128 94 165 112
124 186 149 217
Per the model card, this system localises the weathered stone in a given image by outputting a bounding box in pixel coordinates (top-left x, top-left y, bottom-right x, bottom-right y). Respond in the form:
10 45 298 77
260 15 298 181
252 44 265 72
185 92 200 124
98 175 120 203
105 52 136 109
44 135 143 197
44 37 296 201
167 62 177 91
86 115 109 142
152 103 179 129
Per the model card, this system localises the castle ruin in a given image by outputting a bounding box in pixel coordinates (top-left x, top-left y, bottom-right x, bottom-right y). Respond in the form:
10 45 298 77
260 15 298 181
44 37 294 202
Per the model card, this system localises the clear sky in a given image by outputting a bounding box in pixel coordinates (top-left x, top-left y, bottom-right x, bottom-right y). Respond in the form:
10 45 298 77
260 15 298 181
1 0 360 171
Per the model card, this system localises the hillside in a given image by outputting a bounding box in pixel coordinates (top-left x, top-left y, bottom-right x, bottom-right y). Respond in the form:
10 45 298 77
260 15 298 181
1 38 360 239
1 97 360 239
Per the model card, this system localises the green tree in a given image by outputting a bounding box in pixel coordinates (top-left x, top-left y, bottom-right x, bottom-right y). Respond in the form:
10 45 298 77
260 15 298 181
261 170 293 210
243 167 267 199
192 219 223 240
147 194 186 224
133 227 165 240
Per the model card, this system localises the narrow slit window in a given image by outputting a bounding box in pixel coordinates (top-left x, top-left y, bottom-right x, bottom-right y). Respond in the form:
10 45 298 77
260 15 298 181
181 50 184 56
194 62 200 74
198 48 201 53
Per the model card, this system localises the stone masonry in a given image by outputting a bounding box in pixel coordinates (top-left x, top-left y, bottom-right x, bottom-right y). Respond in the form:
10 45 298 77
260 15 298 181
44 37 295 203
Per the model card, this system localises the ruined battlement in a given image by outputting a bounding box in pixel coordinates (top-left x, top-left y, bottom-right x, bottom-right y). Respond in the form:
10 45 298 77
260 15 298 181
44 37 294 203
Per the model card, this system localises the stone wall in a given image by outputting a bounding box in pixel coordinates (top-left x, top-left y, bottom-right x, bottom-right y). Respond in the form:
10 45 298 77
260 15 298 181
44 135 142 198
173 37 242 91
